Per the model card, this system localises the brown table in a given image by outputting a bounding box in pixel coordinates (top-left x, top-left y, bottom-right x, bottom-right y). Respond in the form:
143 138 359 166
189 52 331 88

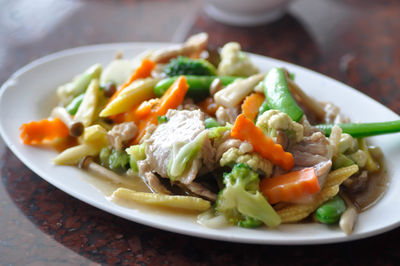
1 0 400 264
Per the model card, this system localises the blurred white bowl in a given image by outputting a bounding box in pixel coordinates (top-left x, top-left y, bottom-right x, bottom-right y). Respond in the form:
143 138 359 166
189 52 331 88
204 0 291 26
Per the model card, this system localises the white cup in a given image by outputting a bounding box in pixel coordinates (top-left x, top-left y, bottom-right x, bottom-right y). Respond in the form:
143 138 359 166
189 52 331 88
204 0 291 26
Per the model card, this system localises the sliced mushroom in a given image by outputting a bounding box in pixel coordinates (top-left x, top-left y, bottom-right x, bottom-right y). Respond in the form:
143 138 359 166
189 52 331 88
276 130 288 150
51 106 84 137
137 160 171 194
209 78 223 96
178 182 217 201
343 170 368 194
339 192 358 235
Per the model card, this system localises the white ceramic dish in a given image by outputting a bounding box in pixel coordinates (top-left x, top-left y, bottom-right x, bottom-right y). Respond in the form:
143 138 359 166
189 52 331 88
204 0 291 26
1 43 400 245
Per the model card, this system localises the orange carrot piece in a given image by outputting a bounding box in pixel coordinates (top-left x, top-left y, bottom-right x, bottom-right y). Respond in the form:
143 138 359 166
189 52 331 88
231 114 294 171
241 92 265 121
20 118 69 145
156 76 188 115
259 167 320 204
109 113 126 124
135 98 160 119
108 58 156 103
132 76 189 144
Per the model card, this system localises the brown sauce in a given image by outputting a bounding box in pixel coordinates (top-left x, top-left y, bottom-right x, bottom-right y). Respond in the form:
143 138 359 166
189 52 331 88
348 159 388 212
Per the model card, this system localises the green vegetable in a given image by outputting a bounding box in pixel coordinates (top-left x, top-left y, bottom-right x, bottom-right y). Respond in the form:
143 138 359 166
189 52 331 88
315 195 346 224
215 163 281 228
257 100 270 118
332 154 355 170
154 75 239 99
99 147 130 172
157 116 169 124
109 150 130 172
238 216 263 228
262 68 303 122
204 117 220 129
99 147 112 168
126 144 146 172
167 131 207 181
316 120 400 138
208 123 232 139
66 93 85 115
163 56 217 77
57 64 102 105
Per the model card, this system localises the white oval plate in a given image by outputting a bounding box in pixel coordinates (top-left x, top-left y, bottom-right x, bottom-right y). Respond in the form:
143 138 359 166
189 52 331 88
1 43 400 245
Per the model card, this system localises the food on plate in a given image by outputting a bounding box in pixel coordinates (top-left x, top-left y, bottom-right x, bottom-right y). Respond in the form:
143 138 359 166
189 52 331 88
19 33 395 235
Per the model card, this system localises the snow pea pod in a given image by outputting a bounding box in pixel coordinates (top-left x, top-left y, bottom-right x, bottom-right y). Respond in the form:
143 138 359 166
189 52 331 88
66 93 85 115
154 75 238 99
262 68 303 122
315 195 346 224
257 100 270 119
316 120 400 138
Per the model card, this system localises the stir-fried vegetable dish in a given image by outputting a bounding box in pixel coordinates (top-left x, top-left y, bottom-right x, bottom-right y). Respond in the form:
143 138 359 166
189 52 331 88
20 33 397 235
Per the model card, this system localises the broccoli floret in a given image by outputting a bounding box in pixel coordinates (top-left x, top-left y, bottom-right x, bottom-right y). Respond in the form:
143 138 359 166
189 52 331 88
256 110 304 142
99 147 112 168
238 216 263 228
163 56 217 77
215 163 281 228
99 147 130 172
126 143 147 172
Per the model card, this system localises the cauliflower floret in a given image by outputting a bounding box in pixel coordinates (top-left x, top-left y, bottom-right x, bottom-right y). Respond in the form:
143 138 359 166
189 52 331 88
220 147 273 177
256 110 304 142
217 42 259 77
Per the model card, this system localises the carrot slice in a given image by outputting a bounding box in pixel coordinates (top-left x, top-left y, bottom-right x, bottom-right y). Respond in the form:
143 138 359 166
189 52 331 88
108 58 156 103
132 76 189 144
156 76 188 115
135 98 160 120
241 92 265 121
20 118 69 145
259 167 320 204
231 114 294 171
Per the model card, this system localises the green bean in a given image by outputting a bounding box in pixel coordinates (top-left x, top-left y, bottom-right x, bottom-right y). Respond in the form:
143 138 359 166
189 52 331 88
204 117 220 129
262 68 303 122
316 120 400 138
154 75 239 99
315 195 346 224
66 93 85 115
